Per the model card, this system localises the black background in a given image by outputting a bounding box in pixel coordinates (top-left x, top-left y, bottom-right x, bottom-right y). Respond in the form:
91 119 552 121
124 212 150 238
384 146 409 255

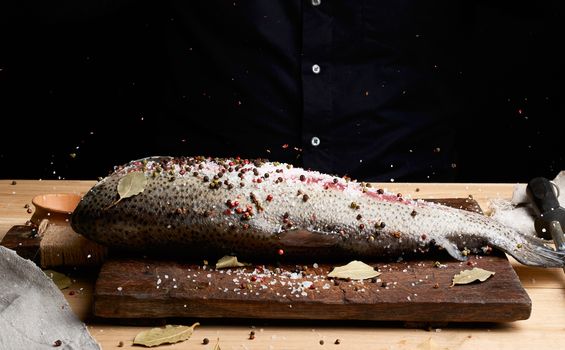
1 1 564 182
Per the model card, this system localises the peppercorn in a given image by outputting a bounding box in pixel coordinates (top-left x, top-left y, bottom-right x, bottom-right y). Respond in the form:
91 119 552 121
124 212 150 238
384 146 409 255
334 339 341 345
411 210 418 217
249 331 256 340
203 338 210 345
356 214 362 220
299 174 306 181
53 340 62 347
302 194 309 202
203 176 209 182
319 340 325 345
377 188 384 194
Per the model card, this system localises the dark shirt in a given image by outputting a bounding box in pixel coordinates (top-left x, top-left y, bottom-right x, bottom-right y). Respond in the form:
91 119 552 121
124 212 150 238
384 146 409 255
151 1 462 182
2 1 562 181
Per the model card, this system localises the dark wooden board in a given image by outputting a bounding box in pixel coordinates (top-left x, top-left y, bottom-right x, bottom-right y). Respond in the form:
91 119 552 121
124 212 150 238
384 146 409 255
93 198 531 322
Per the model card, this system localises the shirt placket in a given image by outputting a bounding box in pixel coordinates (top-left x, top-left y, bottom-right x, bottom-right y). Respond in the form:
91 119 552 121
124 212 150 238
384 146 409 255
301 0 333 171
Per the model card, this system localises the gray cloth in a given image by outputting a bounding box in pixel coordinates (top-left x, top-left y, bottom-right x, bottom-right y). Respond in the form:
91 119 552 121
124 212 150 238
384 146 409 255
0 246 100 350
489 171 565 236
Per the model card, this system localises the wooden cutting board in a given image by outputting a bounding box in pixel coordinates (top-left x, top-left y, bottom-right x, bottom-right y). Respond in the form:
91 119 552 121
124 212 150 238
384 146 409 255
93 198 531 323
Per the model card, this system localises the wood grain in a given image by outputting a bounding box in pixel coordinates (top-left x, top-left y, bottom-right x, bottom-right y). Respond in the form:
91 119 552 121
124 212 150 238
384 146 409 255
93 198 530 322
6 180 565 350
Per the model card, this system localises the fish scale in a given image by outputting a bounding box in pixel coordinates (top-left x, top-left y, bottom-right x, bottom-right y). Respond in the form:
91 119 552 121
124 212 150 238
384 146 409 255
71 156 565 267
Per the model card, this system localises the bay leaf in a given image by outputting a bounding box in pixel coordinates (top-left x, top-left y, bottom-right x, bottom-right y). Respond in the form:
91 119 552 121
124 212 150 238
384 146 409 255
43 270 72 290
451 267 495 286
327 260 381 280
215 255 250 269
133 323 199 347
107 171 147 208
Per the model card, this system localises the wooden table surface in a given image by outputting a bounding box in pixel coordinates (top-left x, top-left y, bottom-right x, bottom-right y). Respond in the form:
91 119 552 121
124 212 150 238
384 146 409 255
2 180 565 350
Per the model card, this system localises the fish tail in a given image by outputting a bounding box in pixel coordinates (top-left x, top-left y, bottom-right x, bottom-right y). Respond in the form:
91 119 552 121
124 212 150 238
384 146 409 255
495 230 565 268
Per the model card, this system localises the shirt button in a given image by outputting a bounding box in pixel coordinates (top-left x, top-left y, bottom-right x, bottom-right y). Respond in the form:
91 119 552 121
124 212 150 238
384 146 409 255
311 0 321 6
312 64 321 74
311 136 321 147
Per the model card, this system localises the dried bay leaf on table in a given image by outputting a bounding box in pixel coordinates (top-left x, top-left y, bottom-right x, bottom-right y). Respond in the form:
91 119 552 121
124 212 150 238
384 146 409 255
215 255 250 269
43 270 72 290
327 260 381 280
133 322 200 347
451 267 495 286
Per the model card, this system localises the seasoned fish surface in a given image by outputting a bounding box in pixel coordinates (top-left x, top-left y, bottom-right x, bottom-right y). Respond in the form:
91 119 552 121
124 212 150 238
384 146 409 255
71 156 565 267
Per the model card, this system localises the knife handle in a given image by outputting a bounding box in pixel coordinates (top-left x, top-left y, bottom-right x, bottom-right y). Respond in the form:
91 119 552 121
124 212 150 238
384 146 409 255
527 177 560 215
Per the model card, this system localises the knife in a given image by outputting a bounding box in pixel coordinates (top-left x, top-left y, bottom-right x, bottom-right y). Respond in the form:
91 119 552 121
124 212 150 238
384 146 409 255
527 177 565 271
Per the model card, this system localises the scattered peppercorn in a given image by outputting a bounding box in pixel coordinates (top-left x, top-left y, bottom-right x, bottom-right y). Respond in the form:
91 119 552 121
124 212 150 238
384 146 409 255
356 214 362 220
319 340 325 345
27 208 33 214
299 174 306 181
203 338 210 345
350 202 359 209
266 194 273 201
377 188 384 194
410 210 418 217
117 341 124 347
203 176 209 182
334 339 341 345
333 178 338 184
11 180 17 185
249 331 256 340
302 194 309 202
53 340 62 347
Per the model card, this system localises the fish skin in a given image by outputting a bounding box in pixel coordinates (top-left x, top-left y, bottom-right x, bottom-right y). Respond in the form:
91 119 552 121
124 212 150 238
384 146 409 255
71 156 565 267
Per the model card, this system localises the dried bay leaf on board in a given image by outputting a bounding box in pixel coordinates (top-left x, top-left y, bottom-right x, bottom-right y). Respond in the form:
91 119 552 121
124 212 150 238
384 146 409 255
451 267 495 286
215 255 250 269
327 260 381 280
43 270 72 290
133 323 200 347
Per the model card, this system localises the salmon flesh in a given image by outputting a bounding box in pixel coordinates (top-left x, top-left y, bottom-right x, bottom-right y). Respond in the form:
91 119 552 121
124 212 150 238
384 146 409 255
71 156 565 267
